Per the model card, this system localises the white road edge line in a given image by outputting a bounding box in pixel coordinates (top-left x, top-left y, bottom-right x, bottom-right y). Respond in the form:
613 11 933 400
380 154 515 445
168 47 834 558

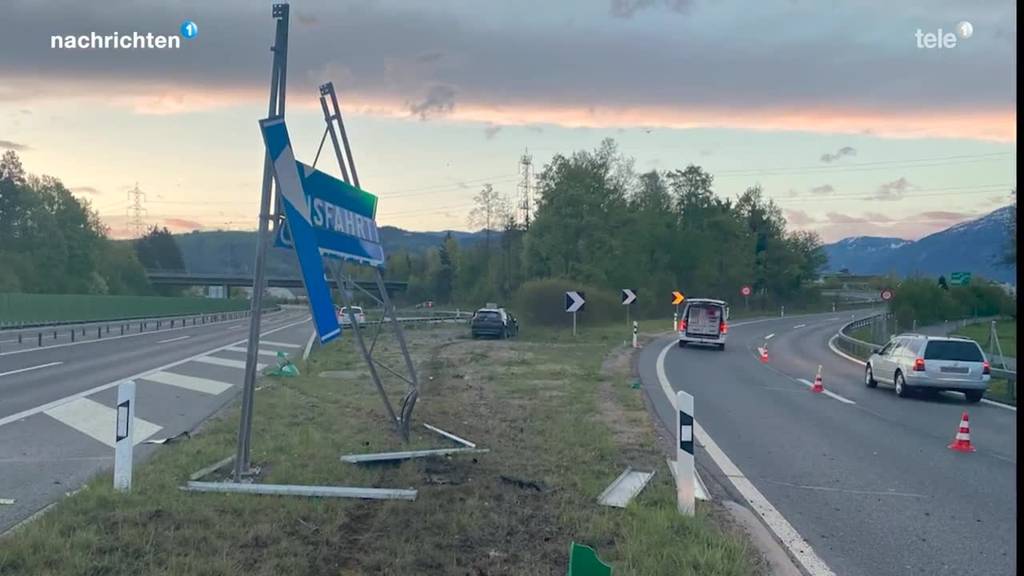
793 324 806 329
827 334 1016 413
157 335 191 344
796 378 856 405
765 333 775 340
0 361 63 378
656 340 836 576
0 316 311 429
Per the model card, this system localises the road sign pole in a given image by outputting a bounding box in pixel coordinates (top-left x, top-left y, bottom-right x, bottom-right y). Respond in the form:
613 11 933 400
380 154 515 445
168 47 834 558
573 311 577 337
675 390 695 516
235 3 289 482
113 380 135 493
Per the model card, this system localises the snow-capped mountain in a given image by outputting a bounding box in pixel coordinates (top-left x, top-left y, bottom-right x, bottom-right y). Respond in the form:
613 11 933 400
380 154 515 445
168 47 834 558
823 206 1016 283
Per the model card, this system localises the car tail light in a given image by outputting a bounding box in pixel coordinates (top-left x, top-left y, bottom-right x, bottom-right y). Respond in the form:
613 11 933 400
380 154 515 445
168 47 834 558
982 361 991 375
678 319 686 331
720 321 728 334
912 358 926 371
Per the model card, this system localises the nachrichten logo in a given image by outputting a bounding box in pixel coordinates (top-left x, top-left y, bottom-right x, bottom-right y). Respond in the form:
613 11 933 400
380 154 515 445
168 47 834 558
51 20 198 50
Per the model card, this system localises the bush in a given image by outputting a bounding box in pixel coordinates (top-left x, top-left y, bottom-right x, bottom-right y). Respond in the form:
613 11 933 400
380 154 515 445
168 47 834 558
512 278 621 327
889 277 1016 327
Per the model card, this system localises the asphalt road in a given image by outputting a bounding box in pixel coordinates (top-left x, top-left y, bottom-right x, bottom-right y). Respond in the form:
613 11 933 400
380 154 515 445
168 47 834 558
0 308 313 533
638 310 1016 576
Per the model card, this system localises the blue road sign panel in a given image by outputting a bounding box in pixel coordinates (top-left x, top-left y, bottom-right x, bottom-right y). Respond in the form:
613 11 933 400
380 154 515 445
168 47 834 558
274 163 385 267
260 117 341 345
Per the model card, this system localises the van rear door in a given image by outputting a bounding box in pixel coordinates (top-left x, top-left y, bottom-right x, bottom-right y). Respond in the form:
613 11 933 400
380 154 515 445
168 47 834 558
686 304 723 337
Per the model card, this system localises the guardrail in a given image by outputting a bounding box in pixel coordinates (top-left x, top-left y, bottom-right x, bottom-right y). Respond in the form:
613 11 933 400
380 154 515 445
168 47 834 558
0 307 284 353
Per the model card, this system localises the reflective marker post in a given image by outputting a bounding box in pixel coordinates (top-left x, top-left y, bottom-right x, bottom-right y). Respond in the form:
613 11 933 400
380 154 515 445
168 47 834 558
676 390 695 516
632 321 638 349
114 381 135 493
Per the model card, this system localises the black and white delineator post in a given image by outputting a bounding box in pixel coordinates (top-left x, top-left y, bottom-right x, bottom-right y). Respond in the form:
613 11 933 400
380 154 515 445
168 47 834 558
675 389 695 516
113 380 135 493
632 321 638 349
316 81 421 442
235 3 289 481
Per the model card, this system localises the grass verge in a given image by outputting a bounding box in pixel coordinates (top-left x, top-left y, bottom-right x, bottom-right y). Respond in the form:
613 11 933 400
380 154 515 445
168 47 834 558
952 319 1016 359
0 322 758 575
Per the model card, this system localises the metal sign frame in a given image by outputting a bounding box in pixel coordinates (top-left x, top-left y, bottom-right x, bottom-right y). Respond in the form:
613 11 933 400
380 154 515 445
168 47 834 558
316 81 420 442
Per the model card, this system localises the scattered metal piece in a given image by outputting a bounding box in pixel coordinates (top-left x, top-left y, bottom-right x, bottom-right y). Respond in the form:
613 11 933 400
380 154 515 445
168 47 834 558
181 481 417 500
143 431 191 445
423 423 477 448
666 458 709 501
499 475 551 493
341 447 489 464
597 467 655 508
188 455 235 482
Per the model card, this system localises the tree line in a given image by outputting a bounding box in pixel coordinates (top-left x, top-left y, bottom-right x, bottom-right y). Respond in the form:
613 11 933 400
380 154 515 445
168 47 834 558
382 139 828 321
0 151 185 296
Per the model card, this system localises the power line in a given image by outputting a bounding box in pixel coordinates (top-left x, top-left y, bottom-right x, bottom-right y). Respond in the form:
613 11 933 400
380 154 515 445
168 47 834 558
777 184 1012 203
713 152 1012 178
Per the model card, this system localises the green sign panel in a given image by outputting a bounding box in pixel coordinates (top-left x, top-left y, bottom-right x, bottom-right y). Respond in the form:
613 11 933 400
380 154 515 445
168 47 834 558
950 272 972 286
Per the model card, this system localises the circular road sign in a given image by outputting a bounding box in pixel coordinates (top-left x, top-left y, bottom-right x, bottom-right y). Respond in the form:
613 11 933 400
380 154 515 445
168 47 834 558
880 288 894 301
741 286 752 297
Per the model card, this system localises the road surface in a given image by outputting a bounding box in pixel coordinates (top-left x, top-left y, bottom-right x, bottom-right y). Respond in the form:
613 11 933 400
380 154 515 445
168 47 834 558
0 308 313 533
638 310 1016 576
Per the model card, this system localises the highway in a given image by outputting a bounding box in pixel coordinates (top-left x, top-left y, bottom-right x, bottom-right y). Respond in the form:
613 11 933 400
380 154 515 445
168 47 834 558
0 308 313 533
638 311 1016 576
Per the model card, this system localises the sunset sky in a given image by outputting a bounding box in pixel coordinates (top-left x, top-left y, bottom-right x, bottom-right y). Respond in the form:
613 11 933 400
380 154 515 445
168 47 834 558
0 0 1016 242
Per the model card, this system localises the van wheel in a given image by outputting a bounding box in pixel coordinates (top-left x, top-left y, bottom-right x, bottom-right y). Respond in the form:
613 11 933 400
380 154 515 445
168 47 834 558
964 390 983 403
718 343 726 351
678 341 687 348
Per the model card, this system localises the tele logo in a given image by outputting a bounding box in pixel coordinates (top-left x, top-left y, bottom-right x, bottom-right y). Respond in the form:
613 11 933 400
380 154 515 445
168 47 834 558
916 21 972 49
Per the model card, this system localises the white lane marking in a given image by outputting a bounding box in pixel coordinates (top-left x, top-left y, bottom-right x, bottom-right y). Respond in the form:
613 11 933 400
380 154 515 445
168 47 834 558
827 334 1017 412
224 345 285 358
263 340 302 349
796 378 857 405
0 310 292 358
0 316 311 429
157 335 191 344
44 397 161 447
793 324 806 329
193 356 265 370
0 361 63 378
141 371 233 395
825 317 841 321
765 333 775 340
656 340 836 576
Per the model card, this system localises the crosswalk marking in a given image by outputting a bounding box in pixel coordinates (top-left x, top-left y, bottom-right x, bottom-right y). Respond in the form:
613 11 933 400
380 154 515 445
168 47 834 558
224 346 285 358
260 340 301 349
44 398 161 448
194 356 265 370
141 371 233 395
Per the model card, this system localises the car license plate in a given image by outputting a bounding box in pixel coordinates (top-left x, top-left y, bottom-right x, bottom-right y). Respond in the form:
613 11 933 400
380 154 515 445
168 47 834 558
941 366 969 374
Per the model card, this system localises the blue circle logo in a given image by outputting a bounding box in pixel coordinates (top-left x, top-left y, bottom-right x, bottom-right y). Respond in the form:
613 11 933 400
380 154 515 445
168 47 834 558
180 20 198 39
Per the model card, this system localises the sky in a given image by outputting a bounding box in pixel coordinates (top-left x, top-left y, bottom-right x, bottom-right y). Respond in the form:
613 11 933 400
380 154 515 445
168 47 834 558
0 0 1016 243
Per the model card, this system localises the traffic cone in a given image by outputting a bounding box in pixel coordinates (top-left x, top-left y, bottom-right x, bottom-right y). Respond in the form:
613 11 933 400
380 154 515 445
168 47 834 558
758 345 769 363
811 365 824 393
947 411 975 453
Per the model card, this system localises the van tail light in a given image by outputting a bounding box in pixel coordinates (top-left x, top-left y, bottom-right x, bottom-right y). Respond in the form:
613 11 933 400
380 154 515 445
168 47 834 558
720 321 728 334
982 361 991 375
912 358 926 372
678 319 686 331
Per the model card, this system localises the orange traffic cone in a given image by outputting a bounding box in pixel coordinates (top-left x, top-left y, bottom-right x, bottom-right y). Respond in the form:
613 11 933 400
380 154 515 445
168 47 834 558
811 365 824 393
948 411 975 453
758 345 769 363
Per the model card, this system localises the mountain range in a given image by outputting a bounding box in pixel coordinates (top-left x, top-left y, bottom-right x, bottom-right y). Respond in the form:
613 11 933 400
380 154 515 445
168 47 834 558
170 207 1016 284
822 205 1016 283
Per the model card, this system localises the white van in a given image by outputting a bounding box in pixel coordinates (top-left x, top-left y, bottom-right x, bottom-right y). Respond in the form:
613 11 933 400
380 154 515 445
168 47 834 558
678 299 729 350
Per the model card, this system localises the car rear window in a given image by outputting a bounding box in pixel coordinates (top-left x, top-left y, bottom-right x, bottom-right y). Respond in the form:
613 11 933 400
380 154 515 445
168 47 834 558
476 311 501 320
924 340 983 362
